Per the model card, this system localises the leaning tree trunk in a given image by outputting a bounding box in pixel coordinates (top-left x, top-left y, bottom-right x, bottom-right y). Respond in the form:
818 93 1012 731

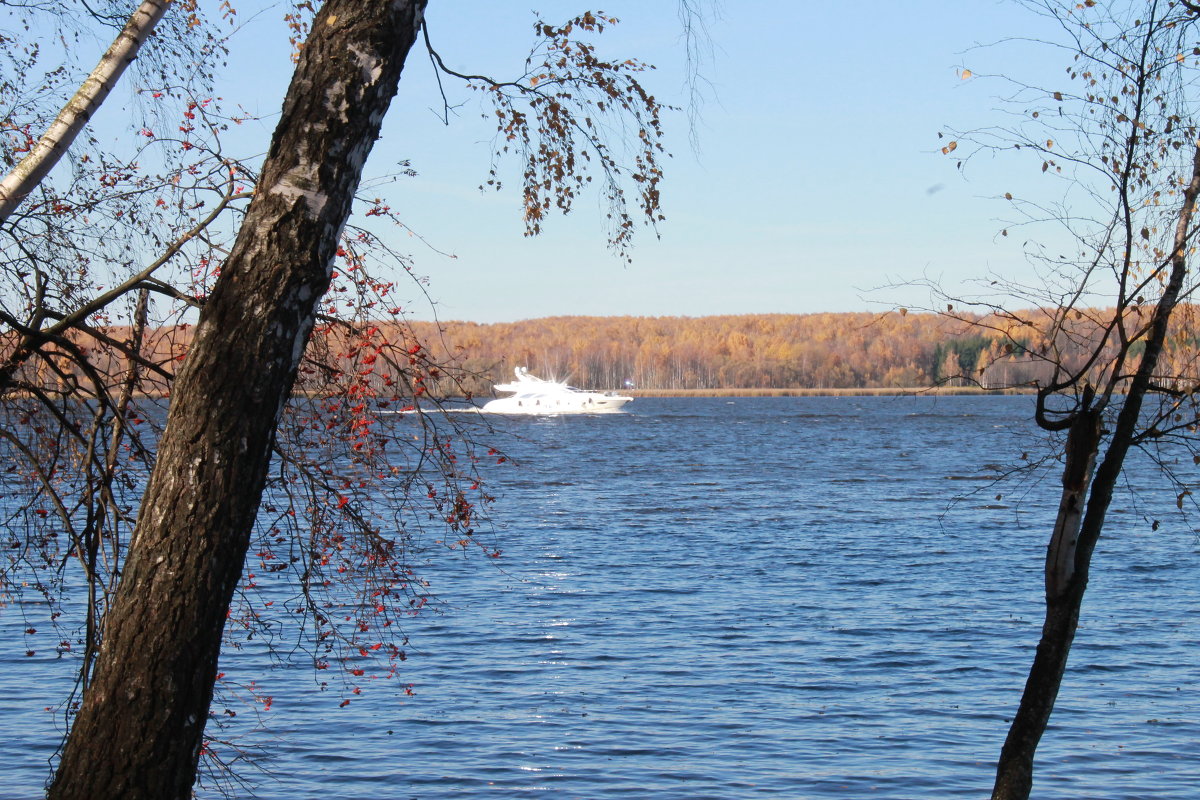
0 0 174 223
992 143 1200 800
48 2 428 798
990 405 1101 799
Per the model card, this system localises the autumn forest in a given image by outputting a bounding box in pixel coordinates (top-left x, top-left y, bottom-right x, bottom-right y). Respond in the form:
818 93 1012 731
405 307 1200 396
51 306 1198 400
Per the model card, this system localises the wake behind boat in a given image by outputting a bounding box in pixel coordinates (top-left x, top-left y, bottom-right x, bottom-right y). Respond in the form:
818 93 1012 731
481 367 632 414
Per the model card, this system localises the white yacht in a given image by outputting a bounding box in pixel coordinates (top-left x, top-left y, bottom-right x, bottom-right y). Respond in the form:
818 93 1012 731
481 367 632 414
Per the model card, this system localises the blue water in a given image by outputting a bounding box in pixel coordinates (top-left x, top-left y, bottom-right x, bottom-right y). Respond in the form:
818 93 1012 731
2 396 1198 799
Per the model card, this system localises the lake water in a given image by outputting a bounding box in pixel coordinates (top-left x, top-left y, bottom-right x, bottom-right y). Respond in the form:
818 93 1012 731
2 396 1198 799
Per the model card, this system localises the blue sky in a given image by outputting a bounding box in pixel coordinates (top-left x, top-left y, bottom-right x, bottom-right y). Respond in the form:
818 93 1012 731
168 2 1068 322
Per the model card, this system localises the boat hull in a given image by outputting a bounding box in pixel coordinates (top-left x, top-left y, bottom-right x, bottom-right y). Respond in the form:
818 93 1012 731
481 367 633 414
480 394 632 415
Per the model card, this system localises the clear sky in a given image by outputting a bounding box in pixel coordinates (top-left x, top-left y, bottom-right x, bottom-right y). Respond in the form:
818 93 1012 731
145 2 1071 322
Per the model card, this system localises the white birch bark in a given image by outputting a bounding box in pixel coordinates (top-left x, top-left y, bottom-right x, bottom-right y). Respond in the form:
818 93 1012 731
0 0 173 223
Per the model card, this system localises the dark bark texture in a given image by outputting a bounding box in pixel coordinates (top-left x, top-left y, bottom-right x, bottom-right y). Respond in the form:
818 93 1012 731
48 2 428 798
990 515 1091 798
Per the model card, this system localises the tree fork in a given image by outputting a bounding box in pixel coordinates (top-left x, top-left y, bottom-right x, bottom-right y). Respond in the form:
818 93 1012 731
47 2 428 798
992 141 1200 800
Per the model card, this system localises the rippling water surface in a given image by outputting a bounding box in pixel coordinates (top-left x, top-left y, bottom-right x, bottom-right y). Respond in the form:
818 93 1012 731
3 396 1198 799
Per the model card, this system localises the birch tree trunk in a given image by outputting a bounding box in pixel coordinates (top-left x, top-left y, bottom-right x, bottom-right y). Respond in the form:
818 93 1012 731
47 2 428 797
0 0 173 223
992 142 1200 800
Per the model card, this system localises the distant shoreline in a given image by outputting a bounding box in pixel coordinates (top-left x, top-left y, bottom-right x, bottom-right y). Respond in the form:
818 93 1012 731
36 386 1032 402
627 386 1034 398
